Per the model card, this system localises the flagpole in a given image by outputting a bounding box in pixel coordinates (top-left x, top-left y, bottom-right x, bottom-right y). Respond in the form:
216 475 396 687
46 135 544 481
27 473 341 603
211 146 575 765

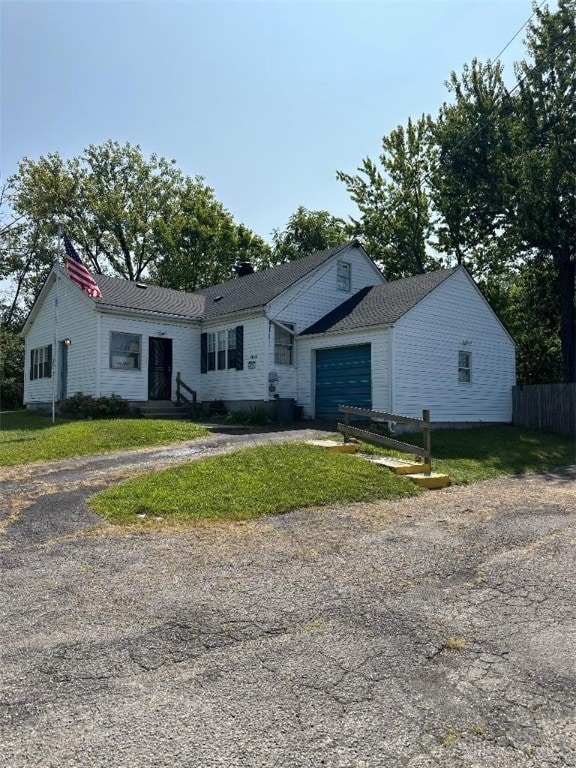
51 226 63 424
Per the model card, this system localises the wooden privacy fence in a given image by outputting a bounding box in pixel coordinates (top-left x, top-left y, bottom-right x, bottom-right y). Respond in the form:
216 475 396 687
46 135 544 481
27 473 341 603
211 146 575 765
512 383 576 437
338 406 432 472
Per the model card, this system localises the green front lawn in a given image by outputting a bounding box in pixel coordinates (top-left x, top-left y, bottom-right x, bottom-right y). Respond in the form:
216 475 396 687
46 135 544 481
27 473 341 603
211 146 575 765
89 425 575 525
358 425 575 484
0 411 210 467
89 443 419 523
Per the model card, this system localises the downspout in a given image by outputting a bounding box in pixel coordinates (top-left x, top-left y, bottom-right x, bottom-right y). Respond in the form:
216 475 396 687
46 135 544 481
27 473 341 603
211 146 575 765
96 310 102 396
389 325 394 413
265 314 272 403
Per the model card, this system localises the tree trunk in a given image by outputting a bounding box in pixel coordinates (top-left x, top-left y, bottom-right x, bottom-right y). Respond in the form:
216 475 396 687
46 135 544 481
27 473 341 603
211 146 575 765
555 251 576 383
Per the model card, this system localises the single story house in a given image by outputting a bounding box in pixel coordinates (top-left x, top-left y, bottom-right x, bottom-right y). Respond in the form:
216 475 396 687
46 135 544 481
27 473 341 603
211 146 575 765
22 239 516 423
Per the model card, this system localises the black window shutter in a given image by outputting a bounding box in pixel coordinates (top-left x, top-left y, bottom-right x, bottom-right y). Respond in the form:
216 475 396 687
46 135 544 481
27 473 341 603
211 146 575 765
30 350 34 380
200 333 208 374
46 344 52 378
235 325 244 370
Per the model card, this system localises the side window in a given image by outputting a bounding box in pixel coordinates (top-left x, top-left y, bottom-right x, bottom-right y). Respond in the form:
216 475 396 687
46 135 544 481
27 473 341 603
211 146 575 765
207 333 216 371
30 344 52 380
110 332 141 370
202 327 243 372
227 329 237 369
217 330 227 370
274 323 295 365
458 350 472 383
337 260 351 291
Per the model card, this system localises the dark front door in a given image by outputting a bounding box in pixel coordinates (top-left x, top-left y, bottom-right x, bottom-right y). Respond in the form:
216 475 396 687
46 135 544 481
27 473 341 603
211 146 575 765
148 337 173 400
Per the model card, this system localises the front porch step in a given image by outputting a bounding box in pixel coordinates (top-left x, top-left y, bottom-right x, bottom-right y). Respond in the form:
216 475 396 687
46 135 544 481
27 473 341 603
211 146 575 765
403 472 451 489
367 456 450 489
306 439 359 454
368 456 432 475
139 403 192 420
307 442 451 490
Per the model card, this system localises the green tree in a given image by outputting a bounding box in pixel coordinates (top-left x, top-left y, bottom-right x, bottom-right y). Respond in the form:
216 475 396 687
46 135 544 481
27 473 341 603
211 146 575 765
7 140 271 297
502 257 563 384
9 141 185 281
429 59 517 281
150 179 271 291
338 116 442 280
510 0 576 382
0 324 24 410
271 206 349 263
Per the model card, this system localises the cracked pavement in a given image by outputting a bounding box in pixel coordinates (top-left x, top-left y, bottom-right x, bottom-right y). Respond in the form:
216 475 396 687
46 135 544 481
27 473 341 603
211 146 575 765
0 428 575 767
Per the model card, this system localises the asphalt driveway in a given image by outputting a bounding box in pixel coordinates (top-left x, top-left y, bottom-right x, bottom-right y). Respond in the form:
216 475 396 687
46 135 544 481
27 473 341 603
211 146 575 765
0 428 575 767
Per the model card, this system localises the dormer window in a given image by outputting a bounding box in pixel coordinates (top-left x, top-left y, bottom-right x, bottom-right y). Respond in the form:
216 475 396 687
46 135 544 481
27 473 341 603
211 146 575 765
337 260 351 291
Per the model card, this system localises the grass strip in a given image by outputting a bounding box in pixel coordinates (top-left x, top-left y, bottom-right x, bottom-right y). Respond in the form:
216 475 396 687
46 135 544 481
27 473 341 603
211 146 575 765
357 426 575 484
89 443 419 523
0 411 210 466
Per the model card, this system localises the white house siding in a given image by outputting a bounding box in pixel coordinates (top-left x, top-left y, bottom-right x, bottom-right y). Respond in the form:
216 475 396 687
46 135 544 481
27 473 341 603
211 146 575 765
266 248 384 402
198 315 269 405
392 270 515 422
296 328 392 418
98 313 200 402
24 276 97 404
267 247 384 334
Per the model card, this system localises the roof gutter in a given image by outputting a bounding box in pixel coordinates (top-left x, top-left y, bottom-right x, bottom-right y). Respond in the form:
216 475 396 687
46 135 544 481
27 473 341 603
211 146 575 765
96 304 202 323
298 322 392 340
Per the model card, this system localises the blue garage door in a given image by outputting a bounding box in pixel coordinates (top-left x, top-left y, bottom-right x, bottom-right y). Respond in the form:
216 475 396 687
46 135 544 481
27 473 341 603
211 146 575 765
315 344 371 421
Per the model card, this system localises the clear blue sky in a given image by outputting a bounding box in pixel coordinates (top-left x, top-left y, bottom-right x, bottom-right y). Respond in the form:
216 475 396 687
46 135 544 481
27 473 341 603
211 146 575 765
1 0 541 244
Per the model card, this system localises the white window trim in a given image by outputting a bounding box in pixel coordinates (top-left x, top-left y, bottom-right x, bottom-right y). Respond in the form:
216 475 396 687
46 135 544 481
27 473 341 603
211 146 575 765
207 329 237 371
458 350 472 384
30 344 52 380
110 332 142 371
337 260 351 292
274 321 295 366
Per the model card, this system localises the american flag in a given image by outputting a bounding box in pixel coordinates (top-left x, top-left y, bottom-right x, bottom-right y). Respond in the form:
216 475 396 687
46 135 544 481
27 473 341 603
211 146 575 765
63 234 102 298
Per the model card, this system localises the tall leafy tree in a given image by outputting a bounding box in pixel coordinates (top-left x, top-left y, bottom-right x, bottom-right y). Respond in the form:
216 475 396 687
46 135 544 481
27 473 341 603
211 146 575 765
9 141 185 281
7 140 271 298
0 326 24 410
429 59 517 281
338 116 441 280
502 257 563 384
510 0 576 382
271 206 349 263
150 179 271 291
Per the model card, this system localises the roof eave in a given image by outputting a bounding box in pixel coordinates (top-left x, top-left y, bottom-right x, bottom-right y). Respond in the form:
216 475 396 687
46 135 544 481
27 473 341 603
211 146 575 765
299 322 393 340
96 303 202 323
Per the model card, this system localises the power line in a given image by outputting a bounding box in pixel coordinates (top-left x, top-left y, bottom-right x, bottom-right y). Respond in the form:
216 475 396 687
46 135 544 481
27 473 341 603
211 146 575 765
423 17 571 186
490 0 547 64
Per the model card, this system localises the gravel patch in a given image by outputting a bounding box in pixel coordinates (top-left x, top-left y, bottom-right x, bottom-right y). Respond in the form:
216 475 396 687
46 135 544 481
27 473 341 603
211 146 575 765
0 429 574 767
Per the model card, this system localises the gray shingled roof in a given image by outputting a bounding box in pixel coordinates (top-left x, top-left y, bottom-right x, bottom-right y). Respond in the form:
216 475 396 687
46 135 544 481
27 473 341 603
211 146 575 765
94 274 205 319
200 240 361 319
300 267 460 335
92 240 361 320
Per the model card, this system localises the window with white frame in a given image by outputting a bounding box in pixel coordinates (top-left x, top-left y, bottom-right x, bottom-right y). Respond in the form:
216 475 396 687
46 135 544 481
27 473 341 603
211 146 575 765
110 332 141 370
206 330 237 371
274 322 295 365
458 350 472 383
227 328 237 369
207 333 216 371
337 260 351 291
30 344 52 380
